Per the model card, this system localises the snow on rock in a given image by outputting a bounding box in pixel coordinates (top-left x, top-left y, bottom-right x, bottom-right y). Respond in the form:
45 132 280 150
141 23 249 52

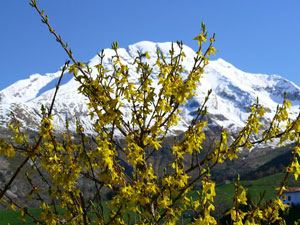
0 41 299 137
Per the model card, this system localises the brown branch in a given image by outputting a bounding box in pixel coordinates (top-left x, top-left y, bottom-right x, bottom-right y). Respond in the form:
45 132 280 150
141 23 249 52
48 60 70 116
0 157 29 199
30 1 89 80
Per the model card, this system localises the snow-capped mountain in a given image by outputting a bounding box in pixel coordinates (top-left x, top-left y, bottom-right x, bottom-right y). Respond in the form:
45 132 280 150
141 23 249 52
0 41 299 136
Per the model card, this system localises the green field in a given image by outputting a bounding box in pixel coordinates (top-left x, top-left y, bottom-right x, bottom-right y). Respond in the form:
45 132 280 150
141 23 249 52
0 172 299 224
0 208 40 225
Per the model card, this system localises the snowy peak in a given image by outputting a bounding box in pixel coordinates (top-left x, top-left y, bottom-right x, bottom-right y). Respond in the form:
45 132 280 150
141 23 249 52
0 41 299 134
0 71 62 104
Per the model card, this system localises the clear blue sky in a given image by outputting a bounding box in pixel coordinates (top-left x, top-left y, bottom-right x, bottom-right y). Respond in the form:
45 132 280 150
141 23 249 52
1 0 300 90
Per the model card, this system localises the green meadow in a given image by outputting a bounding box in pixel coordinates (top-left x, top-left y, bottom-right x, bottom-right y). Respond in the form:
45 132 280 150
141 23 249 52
1 172 299 224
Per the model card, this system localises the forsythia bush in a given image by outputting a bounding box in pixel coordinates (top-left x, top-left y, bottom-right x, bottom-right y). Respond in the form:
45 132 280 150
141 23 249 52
0 1 300 224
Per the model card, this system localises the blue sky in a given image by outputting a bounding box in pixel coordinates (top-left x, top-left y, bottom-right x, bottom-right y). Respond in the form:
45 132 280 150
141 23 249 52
1 0 300 90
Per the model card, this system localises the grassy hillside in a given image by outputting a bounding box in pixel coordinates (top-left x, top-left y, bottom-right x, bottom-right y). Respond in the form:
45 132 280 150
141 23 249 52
1 172 300 224
186 172 300 223
0 208 40 225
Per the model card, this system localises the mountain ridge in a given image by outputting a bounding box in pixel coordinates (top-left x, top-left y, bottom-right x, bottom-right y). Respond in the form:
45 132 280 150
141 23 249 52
0 41 299 136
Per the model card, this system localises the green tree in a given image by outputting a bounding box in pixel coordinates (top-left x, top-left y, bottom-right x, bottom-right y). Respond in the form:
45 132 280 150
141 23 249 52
0 1 300 224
